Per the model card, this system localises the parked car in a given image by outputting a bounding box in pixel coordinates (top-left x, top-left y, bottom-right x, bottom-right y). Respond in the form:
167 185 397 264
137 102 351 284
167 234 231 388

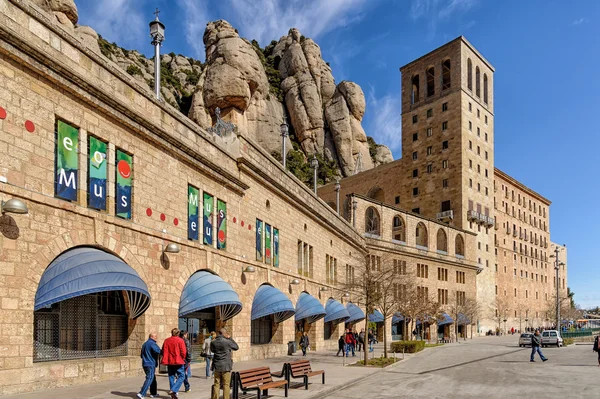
519 333 533 347
541 330 563 347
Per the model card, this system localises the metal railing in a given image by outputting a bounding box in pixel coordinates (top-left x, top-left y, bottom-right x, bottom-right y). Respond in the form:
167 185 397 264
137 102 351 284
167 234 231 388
436 210 454 221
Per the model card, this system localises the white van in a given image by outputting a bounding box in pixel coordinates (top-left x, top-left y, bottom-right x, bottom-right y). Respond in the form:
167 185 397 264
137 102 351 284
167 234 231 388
541 330 563 347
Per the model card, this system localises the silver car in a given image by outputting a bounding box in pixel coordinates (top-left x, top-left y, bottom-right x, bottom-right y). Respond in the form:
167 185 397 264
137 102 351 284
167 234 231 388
519 333 533 347
541 330 563 347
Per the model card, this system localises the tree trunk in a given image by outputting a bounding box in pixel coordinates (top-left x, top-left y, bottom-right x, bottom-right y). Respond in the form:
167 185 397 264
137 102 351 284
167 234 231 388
383 318 388 358
363 305 368 366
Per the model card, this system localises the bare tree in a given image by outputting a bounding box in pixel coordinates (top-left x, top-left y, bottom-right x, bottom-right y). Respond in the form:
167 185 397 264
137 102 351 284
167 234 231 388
447 292 479 341
514 302 529 333
491 296 510 333
462 297 481 339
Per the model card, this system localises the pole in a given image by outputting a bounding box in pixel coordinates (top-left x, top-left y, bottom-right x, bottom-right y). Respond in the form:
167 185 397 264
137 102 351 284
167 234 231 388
555 246 560 331
313 166 317 194
282 136 287 169
335 180 340 214
153 40 161 99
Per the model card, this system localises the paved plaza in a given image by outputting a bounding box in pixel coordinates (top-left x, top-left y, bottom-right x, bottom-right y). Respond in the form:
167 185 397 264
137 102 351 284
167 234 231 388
4 336 599 399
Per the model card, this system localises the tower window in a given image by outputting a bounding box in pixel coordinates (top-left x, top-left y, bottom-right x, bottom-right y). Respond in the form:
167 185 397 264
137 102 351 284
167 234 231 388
427 164 433 173
467 58 473 90
427 108 433 118
484 73 489 104
427 67 435 97
442 102 448 111
412 169 419 178
412 151 418 160
411 74 420 104
442 121 448 131
395 196 400 204
427 146 432 155
476 66 481 97
427 128 433 136
442 179 449 188
442 160 448 169
412 115 418 124
413 133 418 141
442 141 449 150
442 59 451 90
413 187 419 196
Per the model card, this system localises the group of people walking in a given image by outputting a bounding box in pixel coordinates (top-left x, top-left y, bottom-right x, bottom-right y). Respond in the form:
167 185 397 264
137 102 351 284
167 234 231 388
336 328 377 357
136 327 238 399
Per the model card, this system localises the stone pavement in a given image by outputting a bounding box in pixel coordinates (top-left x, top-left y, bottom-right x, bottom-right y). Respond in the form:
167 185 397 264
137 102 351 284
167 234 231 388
4 342 416 399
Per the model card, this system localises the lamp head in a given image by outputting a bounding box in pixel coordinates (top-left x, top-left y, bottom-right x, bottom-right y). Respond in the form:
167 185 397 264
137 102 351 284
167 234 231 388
242 265 256 273
149 9 165 41
1 198 28 215
280 119 289 137
290 279 300 285
342 292 350 298
335 179 341 191
310 155 319 169
163 243 180 253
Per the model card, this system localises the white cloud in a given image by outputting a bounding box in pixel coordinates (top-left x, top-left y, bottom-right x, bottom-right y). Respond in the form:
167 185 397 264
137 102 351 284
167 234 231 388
410 0 478 39
365 87 402 153
219 0 368 47
572 18 588 26
176 0 212 60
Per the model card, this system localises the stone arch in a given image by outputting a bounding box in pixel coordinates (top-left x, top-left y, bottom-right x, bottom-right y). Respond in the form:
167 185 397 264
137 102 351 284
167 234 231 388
455 234 465 256
365 207 381 236
392 214 406 242
367 186 385 202
436 229 448 252
415 222 428 247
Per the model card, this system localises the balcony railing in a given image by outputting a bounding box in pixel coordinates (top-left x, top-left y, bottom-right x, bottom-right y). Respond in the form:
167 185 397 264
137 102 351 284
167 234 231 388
484 216 494 227
519 233 524 240
512 230 518 237
467 210 480 222
524 235 529 242
436 210 454 222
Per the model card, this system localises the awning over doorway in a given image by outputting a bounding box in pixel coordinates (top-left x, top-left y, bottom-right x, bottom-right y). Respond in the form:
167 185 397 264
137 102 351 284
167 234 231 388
179 270 242 321
438 312 454 326
368 309 384 323
34 247 151 319
295 292 326 324
458 313 470 325
392 313 404 324
324 298 350 325
346 302 365 324
251 283 295 323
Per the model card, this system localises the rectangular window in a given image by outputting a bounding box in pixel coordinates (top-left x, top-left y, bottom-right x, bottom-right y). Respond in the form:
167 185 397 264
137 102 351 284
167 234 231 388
412 151 418 160
413 187 419 196
442 102 448 111
442 178 449 188
469 121 472 131
442 160 448 169
477 109 480 118
469 102 472 112
55 120 79 202
477 127 480 137
217 199 227 250
469 159 472 168
251 316 272 345
485 151 489 160
442 121 448 130
412 115 418 124
427 146 432 155
427 127 433 136
413 132 418 141
485 115 488 124
427 108 433 118
477 146 481 155
88 136 107 210
412 207 420 214
438 268 448 281
469 179 472 188
395 196 400 204
442 140 448 150
188 185 199 241
427 164 433 173
115 149 133 219
485 133 488 142
412 169 419 178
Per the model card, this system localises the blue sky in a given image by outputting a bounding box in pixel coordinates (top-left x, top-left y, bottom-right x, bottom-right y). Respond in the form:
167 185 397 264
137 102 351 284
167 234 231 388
77 0 599 308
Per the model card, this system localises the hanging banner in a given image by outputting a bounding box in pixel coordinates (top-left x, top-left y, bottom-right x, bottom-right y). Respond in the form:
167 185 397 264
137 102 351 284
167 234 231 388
115 149 132 219
217 199 227 250
203 192 213 245
256 219 263 261
88 136 107 210
273 228 279 267
188 185 199 241
265 223 272 264
55 120 79 201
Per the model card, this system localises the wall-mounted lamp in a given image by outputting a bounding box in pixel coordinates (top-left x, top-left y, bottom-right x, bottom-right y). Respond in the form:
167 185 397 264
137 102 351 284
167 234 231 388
342 292 350 298
242 265 256 274
1 198 28 215
163 243 180 254
319 287 329 292
290 279 300 285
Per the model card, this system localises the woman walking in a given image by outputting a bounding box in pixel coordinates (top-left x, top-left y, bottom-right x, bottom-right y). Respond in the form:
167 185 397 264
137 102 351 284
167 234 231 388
203 331 215 378
299 332 310 356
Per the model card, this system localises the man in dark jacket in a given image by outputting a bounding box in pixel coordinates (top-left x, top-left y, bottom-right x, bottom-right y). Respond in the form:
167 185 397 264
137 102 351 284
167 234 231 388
336 334 346 357
593 335 599 366
161 328 187 399
137 332 160 399
530 330 547 362
210 328 239 399
357 329 365 352
179 330 192 392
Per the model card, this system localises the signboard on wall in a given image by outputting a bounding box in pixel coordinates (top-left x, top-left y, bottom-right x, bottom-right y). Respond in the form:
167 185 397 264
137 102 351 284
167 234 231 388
203 193 214 245
188 185 199 241
256 219 263 261
115 149 132 219
88 136 107 210
55 120 78 201
217 199 227 250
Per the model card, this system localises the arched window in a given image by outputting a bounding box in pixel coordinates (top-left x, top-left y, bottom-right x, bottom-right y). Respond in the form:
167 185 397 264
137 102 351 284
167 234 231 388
367 186 385 202
455 234 465 257
251 315 274 344
392 215 406 242
411 75 420 104
426 67 435 97
365 207 380 236
483 73 488 104
442 60 451 90
415 222 428 247
475 66 481 97
436 229 448 253
467 59 473 91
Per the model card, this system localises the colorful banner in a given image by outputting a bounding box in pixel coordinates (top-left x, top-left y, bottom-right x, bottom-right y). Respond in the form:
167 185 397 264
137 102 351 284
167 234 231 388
203 193 213 245
88 136 107 210
256 219 263 261
55 120 79 201
273 228 279 268
217 199 227 250
188 185 199 241
265 223 272 264
115 149 132 219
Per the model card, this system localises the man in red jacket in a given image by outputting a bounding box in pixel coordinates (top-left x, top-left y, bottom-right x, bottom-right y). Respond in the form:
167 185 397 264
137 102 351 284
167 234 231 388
161 328 187 399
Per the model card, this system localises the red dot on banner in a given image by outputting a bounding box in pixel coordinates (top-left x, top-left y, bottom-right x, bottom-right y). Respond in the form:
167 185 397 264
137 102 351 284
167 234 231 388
241 221 245 227
24 120 35 132
174 218 179 226
146 208 153 217
248 225 252 230
160 213 166 221
233 217 237 224
218 230 225 242
0 107 6 120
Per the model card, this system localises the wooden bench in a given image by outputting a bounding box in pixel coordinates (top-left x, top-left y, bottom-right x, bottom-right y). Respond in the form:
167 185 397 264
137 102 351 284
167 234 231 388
236 366 288 399
287 360 325 390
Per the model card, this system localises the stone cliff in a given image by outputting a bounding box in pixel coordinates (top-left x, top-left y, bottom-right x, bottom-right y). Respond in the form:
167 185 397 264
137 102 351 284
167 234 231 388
33 0 393 184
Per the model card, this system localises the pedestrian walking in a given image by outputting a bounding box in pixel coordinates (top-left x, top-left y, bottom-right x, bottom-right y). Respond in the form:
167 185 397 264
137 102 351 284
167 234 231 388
593 335 600 367
137 332 160 399
345 328 356 357
357 329 365 352
179 330 192 393
336 334 346 357
203 331 216 378
210 328 239 399
530 330 548 362
299 332 310 356
161 328 187 399
368 329 375 352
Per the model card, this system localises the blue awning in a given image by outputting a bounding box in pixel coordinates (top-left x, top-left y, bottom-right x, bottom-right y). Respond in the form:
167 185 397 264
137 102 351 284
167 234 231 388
179 270 242 321
34 247 151 319
324 298 350 325
251 284 295 323
457 313 470 325
368 309 384 323
392 313 404 324
295 292 326 324
346 302 365 324
438 312 454 326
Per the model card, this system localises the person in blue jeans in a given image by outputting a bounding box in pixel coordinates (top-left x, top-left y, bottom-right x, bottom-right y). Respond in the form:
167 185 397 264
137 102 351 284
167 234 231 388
203 331 216 378
180 331 192 392
368 329 375 352
137 332 160 399
530 330 548 362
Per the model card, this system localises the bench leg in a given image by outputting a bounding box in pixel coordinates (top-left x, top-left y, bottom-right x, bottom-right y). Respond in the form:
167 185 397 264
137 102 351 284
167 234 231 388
304 376 309 390
322 373 325 384
285 383 288 397
257 389 261 399
264 389 268 396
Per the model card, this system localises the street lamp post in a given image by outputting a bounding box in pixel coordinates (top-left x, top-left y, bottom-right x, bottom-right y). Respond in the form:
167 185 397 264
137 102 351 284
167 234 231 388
550 245 565 331
280 117 289 169
149 9 165 100
503 318 507 335
335 179 341 214
310 155 319 194
352 198 357 227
